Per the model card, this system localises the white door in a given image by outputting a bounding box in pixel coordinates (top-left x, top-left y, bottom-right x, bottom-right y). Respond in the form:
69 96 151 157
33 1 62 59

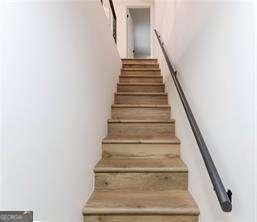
127 9 134 58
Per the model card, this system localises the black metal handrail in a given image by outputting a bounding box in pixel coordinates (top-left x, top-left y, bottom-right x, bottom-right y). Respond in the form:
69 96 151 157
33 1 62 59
154 29 232 212
101 0 117 43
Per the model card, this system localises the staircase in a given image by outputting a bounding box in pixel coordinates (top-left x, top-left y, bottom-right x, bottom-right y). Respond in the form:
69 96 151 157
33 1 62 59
83 59 200 222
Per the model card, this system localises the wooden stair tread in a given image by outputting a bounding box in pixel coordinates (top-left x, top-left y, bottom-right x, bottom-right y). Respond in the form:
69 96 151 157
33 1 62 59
94 157 187 172
117 83 164 86
108 119 175 123
102 135 180 144
120 75 162 78
83 190 199 215
122 68 161 71
112 104 170 108
122 62 159 64
116 92 167 95
122 63 158 67
122 58 157 61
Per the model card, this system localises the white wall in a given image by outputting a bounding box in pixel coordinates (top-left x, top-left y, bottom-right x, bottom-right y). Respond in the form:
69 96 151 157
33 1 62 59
0 0 4 211
154 1 255 222
254 2 257 221
2 1 120 222
130 8 151 58
113 0 154 58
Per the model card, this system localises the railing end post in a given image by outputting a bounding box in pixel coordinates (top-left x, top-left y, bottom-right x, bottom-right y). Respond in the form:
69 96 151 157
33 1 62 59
227 189 232 202
221 200 232 212
221 189 232 212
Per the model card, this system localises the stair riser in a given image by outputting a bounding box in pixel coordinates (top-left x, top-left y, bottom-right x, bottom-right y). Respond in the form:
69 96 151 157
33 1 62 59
119 76 163 83
117 85 165 93
122 64 159 68
95 172 187 191
108 122 175 137
85 215 198 222
102 143 180 159
121 70 161 76
115 95 168 105
111 107 170 120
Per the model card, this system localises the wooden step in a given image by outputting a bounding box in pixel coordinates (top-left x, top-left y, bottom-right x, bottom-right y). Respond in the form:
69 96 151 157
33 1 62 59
94 157 188 191
83 58 200 221
122 58 158 64
111 104 170 120
107 119 175 138
84 215 198 222
83 190 199 221
95 157 186 173
117 83 165 93
102 136 180 159
121 68 161 76
119 75 163 84
114 92 168 105
122 63 159 69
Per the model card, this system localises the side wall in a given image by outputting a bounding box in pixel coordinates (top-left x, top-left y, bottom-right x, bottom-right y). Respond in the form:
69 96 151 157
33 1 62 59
2 1 121 221
154 1 255 222
254 2 257 221
0 0 4 210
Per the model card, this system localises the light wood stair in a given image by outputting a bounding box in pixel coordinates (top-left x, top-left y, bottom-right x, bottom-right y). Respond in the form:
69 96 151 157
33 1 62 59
102 136 180 159
83 58 199 222
115 92 168 105
117 83 165 93
123 64 160 68
119 75 163 83
122 59 159 69
111 104 170 120
121 68 161 75
94 157 188 191
108 119 175 138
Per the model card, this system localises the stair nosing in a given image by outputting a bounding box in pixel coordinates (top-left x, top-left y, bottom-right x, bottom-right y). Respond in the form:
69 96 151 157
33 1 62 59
94 166 188 173
115 92 167 95
122 58 157 61
83 207 199 216
122 68 161 71
102 137 180 144
111 104 170 108
117 83 164 86
122 63 158 65
108 119 175 123
102 141 180 144
122 62 158 63
120 75 162 78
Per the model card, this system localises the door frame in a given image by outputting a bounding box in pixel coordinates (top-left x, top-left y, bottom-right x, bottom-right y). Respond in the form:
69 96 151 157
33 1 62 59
126 8 134 58
126 4 153 58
